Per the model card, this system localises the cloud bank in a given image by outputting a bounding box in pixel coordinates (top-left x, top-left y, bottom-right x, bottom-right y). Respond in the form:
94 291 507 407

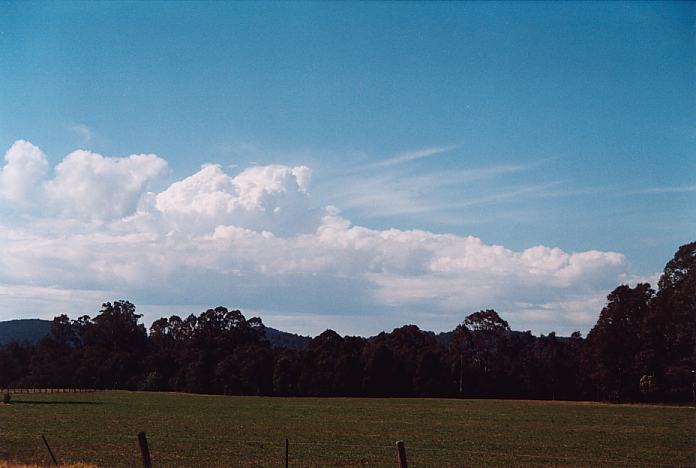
0 141 638 335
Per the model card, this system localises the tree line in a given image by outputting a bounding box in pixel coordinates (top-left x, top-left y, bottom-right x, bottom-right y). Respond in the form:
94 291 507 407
0 242 693 403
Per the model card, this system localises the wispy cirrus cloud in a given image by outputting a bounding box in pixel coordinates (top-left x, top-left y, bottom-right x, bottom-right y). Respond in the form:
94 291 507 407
356 144 459 170
627 185 696 195
322 156 551 219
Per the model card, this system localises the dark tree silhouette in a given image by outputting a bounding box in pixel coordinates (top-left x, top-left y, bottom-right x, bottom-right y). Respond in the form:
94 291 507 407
646 241 696 400
464 309 510 332
584 284 653 401
0 241 693 402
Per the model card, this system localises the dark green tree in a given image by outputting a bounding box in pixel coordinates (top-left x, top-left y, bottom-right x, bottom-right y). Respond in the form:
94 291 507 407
648 241 696 400
584 284 654 401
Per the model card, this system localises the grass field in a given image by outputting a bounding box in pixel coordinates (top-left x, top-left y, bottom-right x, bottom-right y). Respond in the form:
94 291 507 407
0 391 693 467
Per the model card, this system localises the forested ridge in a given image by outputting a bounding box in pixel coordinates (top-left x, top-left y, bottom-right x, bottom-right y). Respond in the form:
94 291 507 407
1 242 693 403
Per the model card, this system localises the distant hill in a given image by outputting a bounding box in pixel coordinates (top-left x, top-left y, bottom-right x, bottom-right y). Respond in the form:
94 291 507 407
0 318 313 349
263 327 312 349
0 318 576 350
0 319 51 345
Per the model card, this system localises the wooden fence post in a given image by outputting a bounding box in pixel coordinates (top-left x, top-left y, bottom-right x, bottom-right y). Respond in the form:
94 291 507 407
285 438 289 468
41 434 59 466
396 440 408 468
138 432 152 468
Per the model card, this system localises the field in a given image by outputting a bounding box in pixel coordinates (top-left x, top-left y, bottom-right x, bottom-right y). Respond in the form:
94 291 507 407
0 391 693 467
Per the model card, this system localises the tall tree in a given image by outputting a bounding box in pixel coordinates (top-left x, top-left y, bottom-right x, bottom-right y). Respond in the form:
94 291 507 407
648 241 696 400
584 284 654 401
463 310 510 396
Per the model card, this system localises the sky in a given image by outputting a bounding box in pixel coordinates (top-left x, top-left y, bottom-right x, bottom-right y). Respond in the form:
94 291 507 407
0 2 694 336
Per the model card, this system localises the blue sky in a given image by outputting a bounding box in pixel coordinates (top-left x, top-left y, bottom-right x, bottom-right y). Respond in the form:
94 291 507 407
0 2 693 335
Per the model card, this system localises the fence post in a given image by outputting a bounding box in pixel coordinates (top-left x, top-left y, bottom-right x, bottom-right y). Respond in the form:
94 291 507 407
138 432 153 468
396 440 408 468
285 438 289 468
41 434 59 466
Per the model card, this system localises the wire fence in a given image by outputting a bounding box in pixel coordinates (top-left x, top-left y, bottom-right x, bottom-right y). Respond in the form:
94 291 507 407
140 435 692 467
3 390 692 468
2 388 99 394
11 432 694 468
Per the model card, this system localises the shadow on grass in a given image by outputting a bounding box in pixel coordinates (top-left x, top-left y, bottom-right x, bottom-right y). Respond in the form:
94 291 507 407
11 400 102 405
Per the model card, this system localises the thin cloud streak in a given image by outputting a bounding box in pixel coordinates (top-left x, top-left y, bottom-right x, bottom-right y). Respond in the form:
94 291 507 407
355 144 459 171
353 182 562 217
329 176 691 220
322 161 548 219
627 185 696 195
542 184 696 199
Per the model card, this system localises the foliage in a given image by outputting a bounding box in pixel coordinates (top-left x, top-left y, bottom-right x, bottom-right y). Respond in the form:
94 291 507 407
0 242 693 402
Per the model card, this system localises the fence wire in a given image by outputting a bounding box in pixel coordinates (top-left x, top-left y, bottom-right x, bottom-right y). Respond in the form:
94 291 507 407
3 390 691 468
151 436 690 467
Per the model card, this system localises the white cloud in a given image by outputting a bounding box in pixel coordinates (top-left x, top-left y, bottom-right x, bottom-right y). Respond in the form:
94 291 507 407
366 144 458 169
0 140 642 335
323 159 549 219
154 163 317 235
0 140 48 205
44 149 169 220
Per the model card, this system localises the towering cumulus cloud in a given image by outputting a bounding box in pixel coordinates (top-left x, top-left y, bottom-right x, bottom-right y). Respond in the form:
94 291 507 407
154 163 316 235
44 150 169 220
0 140 638 334
0 140 48 205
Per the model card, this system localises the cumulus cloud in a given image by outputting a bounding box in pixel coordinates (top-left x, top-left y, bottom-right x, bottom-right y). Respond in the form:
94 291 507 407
0 140 642 335
44 150 169 220
0 140 48 205
154 163 317 235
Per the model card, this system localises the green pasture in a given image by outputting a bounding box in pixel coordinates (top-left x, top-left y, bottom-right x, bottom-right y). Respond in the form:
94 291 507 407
0 391 693 467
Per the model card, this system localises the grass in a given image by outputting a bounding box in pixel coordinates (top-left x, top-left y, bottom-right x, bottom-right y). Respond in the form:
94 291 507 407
0 391 693 467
